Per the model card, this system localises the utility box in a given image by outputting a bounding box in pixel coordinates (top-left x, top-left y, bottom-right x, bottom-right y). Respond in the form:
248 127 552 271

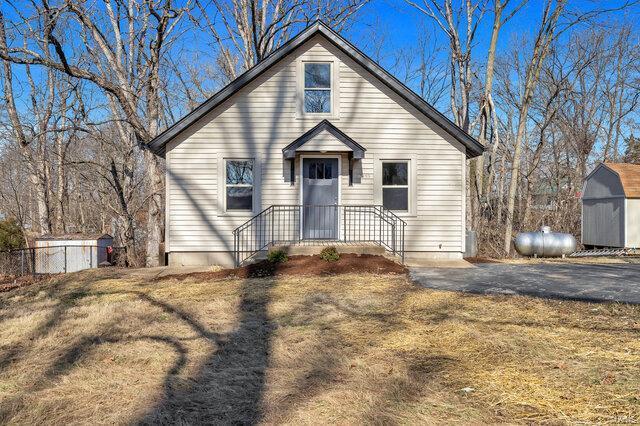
34 234 113 274
464 230 478 258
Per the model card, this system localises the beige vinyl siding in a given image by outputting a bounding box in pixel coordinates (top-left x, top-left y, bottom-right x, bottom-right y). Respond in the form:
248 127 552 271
296 130 353 152
166 35 465 255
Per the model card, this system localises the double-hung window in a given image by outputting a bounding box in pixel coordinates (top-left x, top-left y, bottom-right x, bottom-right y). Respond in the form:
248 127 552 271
304 63 331 113
382 161 409 211
225 159 253 211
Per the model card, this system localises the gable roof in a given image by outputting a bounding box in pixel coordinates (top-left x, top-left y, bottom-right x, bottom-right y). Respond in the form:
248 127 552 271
282 120 366 159
148 21 484 158
602 163 640 198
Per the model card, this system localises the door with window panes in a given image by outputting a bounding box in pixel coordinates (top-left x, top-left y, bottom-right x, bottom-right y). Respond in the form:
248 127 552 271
302 158 339 239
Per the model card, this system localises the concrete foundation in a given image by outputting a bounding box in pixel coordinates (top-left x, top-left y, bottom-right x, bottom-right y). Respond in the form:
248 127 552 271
168 251 237 268
404 251 463 261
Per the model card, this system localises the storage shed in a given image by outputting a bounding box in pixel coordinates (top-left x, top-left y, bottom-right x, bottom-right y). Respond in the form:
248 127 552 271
582 163 640 249
34 234 113 274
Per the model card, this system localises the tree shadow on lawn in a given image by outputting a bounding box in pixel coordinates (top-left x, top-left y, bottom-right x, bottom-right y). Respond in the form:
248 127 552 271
138 264 275 424
0 264 275 424
0 265 461 424
257 285 458 424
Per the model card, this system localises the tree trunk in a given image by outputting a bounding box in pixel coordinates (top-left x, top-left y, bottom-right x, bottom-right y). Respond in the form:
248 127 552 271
504 110 529 254
55 133 67 233
24 153 53 234
144 150 164 267
503 0 566 254
496 152 506 223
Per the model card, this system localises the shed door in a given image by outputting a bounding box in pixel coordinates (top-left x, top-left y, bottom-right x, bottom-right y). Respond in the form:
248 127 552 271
582 198 624 247
302 158 339 239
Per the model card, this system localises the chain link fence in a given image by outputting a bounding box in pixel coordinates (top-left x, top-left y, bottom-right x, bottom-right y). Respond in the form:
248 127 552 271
0 245 126 277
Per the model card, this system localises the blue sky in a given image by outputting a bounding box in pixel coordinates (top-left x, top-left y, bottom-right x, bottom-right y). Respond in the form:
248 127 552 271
1 0 638 129
340 0 640 118
351 0 640 53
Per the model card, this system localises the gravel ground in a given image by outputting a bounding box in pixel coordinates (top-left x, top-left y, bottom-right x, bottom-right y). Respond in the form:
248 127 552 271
410 262 640 304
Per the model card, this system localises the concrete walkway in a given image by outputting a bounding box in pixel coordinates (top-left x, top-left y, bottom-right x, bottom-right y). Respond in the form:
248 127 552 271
410 262 640 304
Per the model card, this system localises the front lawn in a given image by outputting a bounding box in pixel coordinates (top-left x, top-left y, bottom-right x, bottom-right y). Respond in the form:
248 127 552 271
0 267 638 424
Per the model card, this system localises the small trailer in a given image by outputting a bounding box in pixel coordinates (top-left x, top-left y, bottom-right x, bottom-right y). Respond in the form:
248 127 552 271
34 234 113 274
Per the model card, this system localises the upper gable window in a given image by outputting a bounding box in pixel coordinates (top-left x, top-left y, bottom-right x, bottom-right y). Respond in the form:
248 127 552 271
304 63 331 113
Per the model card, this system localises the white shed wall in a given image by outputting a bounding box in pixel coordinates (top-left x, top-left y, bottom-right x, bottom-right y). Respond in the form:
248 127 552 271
626 199 640 248
34 238 113 273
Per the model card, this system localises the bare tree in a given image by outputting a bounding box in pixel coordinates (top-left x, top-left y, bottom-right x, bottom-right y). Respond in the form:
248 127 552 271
193 0 370 81
502 0 567 254
0 19 56 235
601 25 639 161
390 28 449 106
405 0 488 132
0 142 31 241
473 0 526 228
404 0 529 231
0 1 190 265
1 0 639 263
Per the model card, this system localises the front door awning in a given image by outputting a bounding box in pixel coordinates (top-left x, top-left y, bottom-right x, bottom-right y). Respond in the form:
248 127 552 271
282 120 366 159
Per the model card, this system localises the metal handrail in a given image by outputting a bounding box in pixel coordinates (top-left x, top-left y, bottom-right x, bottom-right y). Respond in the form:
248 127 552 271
232 204 406 266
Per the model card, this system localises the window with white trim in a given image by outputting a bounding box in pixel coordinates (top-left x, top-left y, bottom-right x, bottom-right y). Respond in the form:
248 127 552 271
382 161 409 211
225 159 253 211
304 62 331 113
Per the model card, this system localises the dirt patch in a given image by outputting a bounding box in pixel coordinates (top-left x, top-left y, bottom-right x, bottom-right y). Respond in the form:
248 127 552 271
465 256 640 265
464 256 502 264
500 256 630 265
0 274 52 292
157 253 407 281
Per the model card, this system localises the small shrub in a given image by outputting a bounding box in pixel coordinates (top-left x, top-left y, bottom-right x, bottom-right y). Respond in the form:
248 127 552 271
319 246 340 262
267 249 288 263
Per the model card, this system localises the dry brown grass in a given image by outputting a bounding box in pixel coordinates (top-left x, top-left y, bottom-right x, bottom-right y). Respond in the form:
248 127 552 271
0 268 638 425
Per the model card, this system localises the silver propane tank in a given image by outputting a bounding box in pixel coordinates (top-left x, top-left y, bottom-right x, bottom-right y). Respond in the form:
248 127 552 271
514 226 577 257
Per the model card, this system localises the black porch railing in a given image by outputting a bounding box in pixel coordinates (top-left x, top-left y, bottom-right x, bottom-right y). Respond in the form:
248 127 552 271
232 205 406 266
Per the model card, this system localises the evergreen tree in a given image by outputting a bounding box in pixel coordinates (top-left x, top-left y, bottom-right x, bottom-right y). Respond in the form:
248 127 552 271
0 218 24 251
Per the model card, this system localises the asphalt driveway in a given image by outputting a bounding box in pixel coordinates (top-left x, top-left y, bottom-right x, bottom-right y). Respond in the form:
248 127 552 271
410 262 640 304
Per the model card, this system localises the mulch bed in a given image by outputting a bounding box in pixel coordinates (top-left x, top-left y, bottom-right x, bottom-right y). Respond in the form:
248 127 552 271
159 254 407 281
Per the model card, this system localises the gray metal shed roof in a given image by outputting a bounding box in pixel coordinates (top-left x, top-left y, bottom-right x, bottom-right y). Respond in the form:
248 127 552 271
148 21 484 159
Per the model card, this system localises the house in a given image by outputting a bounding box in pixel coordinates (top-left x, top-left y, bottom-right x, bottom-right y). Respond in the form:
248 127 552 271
149 21 484 267
582 163 640 249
